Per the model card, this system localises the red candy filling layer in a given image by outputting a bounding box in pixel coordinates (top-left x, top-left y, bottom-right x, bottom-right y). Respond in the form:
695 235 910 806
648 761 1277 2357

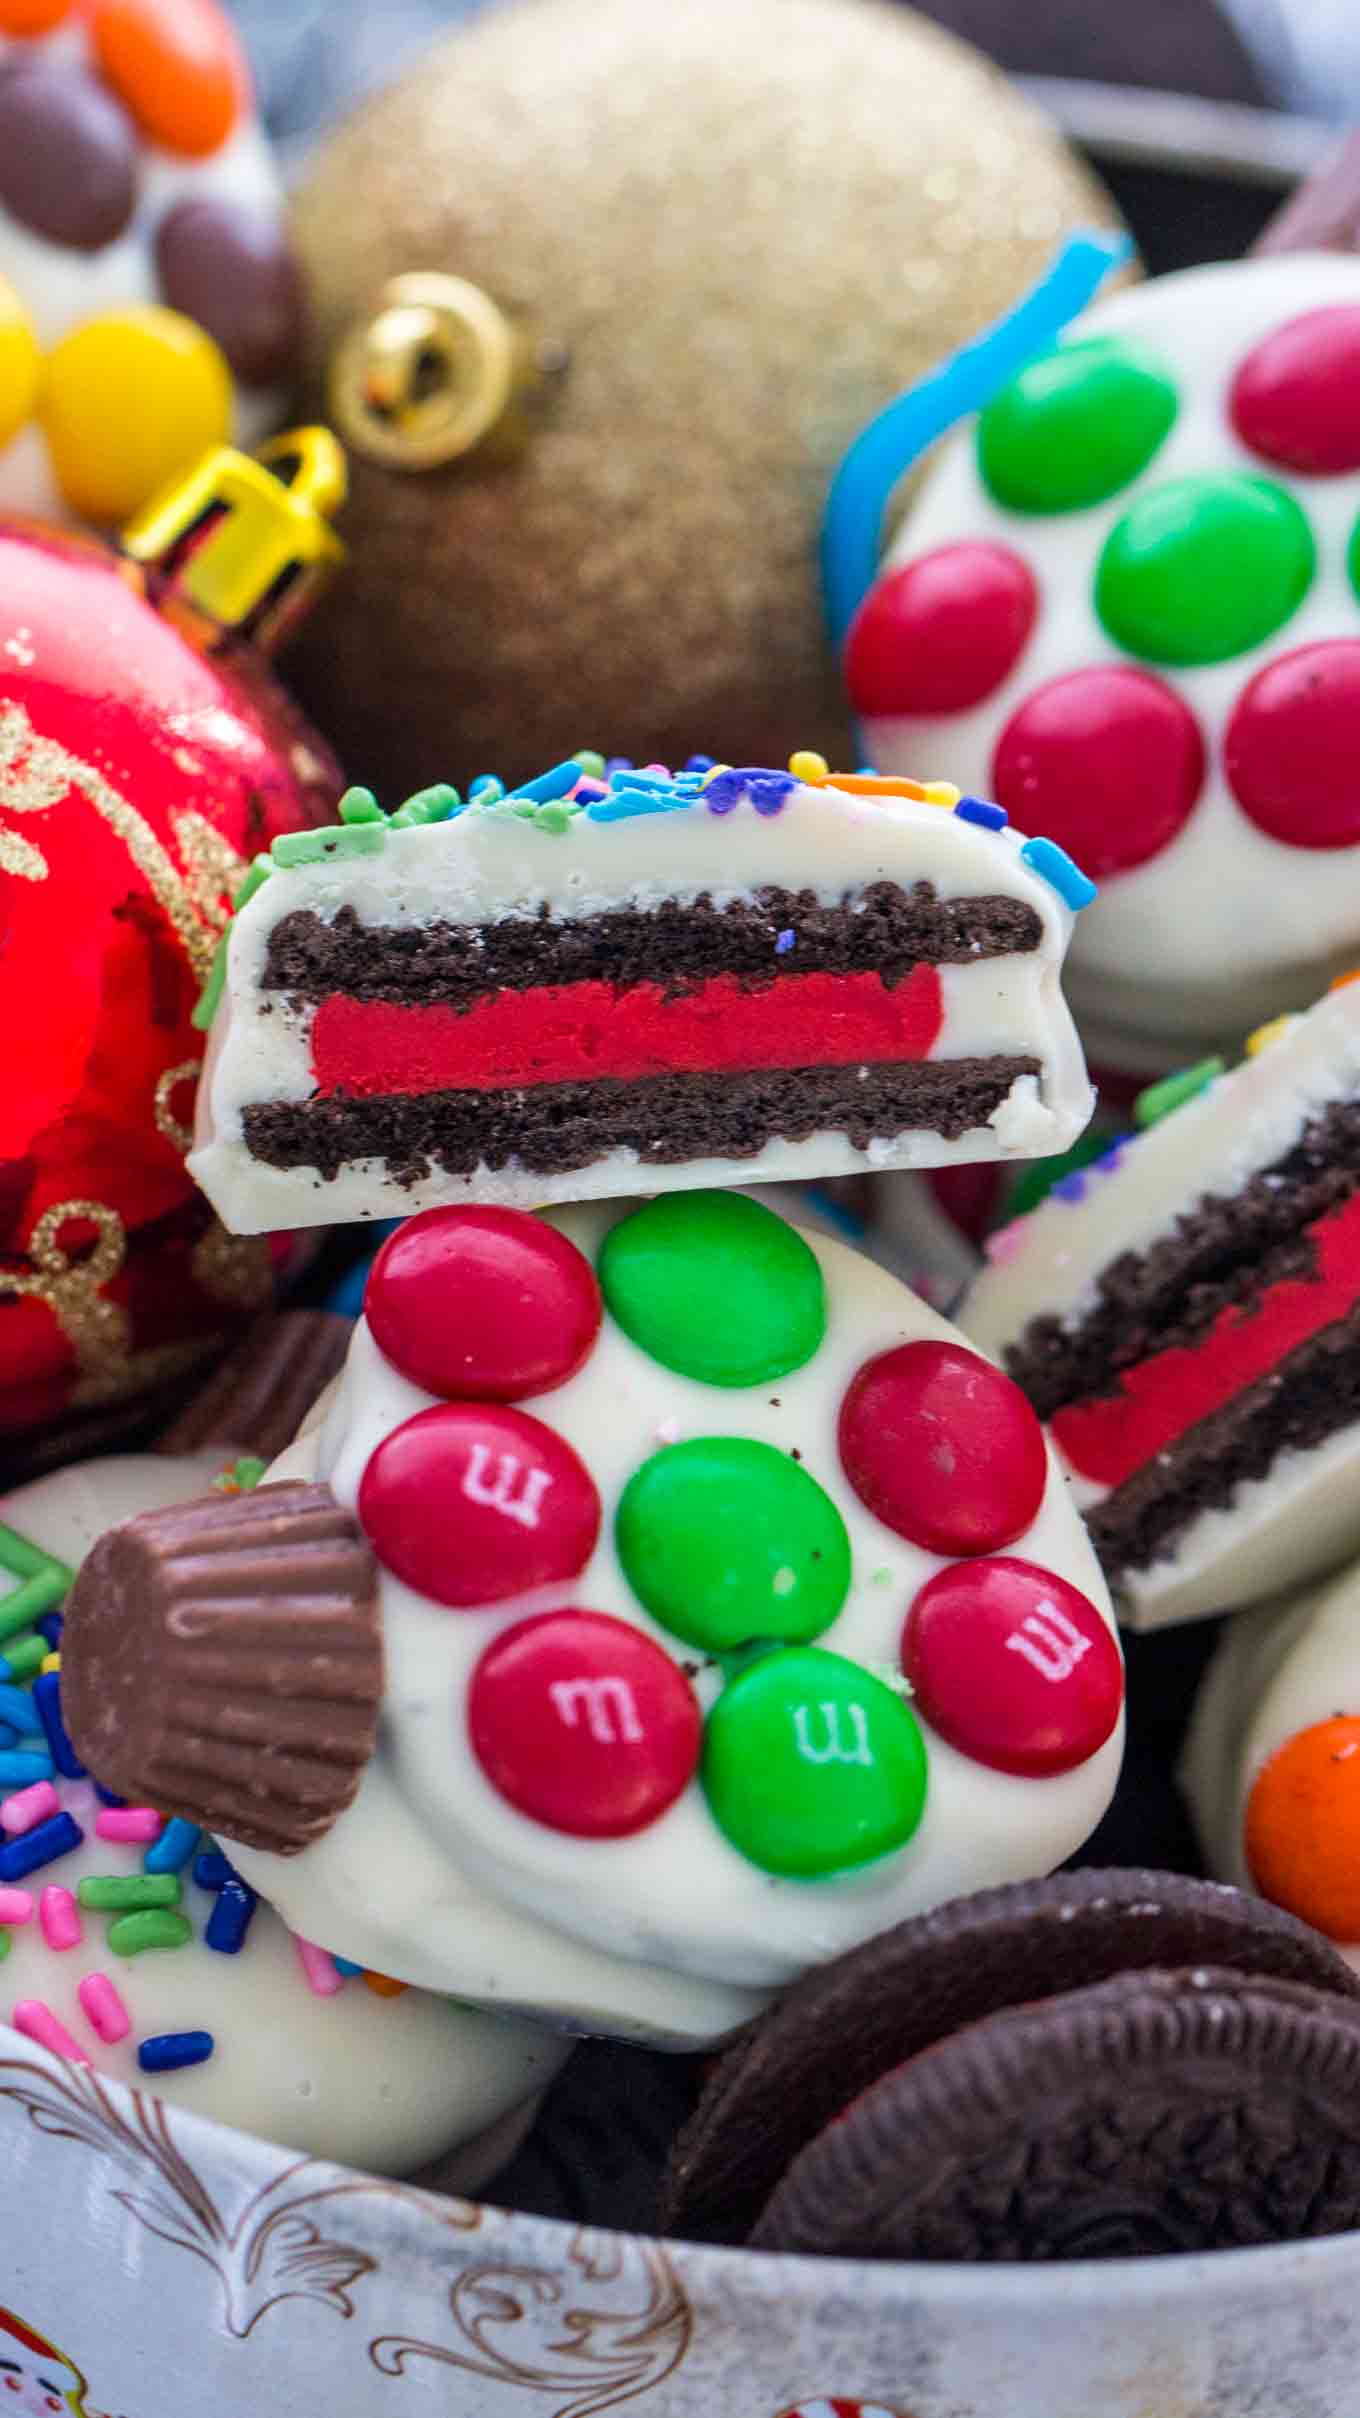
1053 1184 1360 1489
311 966 945 1097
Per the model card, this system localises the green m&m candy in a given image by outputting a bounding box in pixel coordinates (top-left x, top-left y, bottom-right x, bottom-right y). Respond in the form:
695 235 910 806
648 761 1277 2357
599 1191 826 1386
1095 473 1314 666
702 1646 928 1878
978 337 1178 516
616 1436 851 1653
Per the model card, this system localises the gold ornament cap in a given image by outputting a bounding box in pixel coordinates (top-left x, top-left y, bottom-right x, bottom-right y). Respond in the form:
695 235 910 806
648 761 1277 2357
329 271 568 472
120 428 348 656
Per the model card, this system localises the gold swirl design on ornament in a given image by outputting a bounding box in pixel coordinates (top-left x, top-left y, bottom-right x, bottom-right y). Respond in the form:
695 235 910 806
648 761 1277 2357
154 1058 200 1153
0 1197 213 1407
172 808 251 934
0 702 248 982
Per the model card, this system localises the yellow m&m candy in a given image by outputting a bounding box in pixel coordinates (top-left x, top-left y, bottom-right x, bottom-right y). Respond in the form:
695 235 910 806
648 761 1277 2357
40 305 231 523
0 277 41 452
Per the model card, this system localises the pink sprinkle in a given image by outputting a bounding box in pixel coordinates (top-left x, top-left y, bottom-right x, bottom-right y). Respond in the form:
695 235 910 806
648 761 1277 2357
94 1807 163 1844
293 1936 342 1998
983 1218 1028 1267
1 1781 60 1836
12 2000 89 2064
39 1886 82 1952
0 1888 33 1925
78 1973 130 2044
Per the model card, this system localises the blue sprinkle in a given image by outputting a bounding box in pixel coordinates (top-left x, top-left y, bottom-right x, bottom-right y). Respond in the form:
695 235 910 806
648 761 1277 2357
507 758 581 805
609 768 673 791
855 765 880 778
468 774 505 801
774 929 796 954
573 778 608 803
954 794 1008 831
193 1848 235 1893
1051 1170 1090 1203
604 756 634 776
684 754 716 773
32 1671 84 1779
145 1818 201 1876
0 1812 82 1881
205 1875 258 1955
138 2031 215 2074
1020 835 1097 911
36 1613 63 1648
0 1749 54 1788
333 1955 365 1977
586 788 683 823
0 1686 38 1733
803 1184 866 1240
1094 1138 1129 1175
93 1784 126 1809
704 767 797 818
0 1724 16 1750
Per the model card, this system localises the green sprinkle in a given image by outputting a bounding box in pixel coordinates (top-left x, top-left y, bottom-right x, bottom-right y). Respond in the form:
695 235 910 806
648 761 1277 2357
1 1634 46 1682
272 823 387 868
533 802 577 833
1133 1057 1225 1129
0 1928 10 1962
233 854 275 913
572 750 606 779
107 1909 194 1957
192 937 228 1032
338 785 383 823
79 1873 182 1913
401 784 462 824
214 1455 267 1494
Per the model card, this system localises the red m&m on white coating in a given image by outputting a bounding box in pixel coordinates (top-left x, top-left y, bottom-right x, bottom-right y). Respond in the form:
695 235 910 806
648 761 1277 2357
469 1610 702 1837
773 2401 905 2418
843 542 1037 717
838 1341 1046 1557
358 1404 600 1607
1230 306 1360 476
991 664 1205 880
1225 641 1360 850
902 1557 1122 1778
365 1206 602 1402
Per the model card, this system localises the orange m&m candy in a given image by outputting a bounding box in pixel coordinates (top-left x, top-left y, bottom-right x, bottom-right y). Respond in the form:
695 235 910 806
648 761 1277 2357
1244 1715 1360 1942
0 0 75 29
90 0 247 159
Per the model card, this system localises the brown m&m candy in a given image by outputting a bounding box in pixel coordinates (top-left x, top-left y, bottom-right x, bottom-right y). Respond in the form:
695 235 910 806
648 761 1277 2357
64 1480 383 1854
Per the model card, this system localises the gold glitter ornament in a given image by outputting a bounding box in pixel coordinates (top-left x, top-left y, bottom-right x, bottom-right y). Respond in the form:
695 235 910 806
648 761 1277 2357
287 0 1122 794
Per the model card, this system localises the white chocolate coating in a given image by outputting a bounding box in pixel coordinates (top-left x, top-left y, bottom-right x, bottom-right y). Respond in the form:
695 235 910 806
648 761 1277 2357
1180 1561 1360 1975
864 254 1360 1067
190 775 1095 1233
961 984 1360 1629
225 1202 1123 2047
0 1455 568 2177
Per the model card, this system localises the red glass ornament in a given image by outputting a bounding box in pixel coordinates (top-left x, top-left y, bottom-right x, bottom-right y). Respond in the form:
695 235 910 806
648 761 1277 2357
0 446 344 1459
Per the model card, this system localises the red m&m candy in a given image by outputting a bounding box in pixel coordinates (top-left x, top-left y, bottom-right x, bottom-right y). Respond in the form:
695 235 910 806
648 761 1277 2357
991 665 1204 879
358 1404 600 1607
365 1207 602 1402
1225 641 1360 850
1231 306 1360 476
469 1610 701 1836
844 543 1037 718
839 1341 1047 1557
902 1557 1122 1777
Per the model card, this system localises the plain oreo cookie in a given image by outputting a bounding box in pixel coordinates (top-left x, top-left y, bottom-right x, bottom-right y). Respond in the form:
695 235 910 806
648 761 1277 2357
754 1967 1360 2260
660 1867 1360 2246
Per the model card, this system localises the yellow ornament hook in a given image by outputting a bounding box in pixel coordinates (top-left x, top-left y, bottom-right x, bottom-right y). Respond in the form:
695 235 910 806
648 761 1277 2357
121 426 348 655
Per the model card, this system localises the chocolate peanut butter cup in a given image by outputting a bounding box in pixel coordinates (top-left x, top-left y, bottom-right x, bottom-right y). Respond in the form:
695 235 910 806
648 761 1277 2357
63 1481 383 1855
156 1309 352 1462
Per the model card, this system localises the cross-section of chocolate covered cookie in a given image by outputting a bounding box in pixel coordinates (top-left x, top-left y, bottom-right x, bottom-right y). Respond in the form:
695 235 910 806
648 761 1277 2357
662 1866 1360 2248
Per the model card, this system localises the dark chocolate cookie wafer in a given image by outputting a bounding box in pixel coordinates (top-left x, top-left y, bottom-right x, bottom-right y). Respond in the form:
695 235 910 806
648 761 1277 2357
64 1480 383 1853
661 1868 1359 2244
754 1967 1360 2261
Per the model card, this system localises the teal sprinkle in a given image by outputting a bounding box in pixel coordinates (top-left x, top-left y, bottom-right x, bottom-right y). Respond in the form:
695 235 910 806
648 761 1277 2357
272 824 387 868
1019 835 1097 911
337 785 383 824
469 775 505 802
586 787 684 823
506 758 582 805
